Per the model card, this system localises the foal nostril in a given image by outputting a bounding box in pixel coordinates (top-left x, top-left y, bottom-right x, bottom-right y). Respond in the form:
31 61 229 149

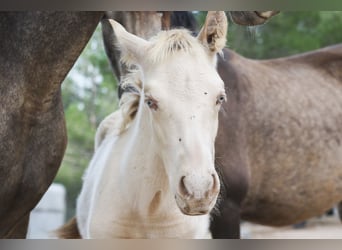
211 174 220 193
205 174 220 197
179 176 191 197
205 174 217 198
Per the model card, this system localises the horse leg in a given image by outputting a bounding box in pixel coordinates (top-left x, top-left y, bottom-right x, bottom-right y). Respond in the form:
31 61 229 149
210 199 241 238
337 201 342 222
5 214 30 239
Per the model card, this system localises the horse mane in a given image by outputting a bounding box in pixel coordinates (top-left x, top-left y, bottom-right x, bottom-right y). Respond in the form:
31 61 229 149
120 29 200 68
147 29 199 64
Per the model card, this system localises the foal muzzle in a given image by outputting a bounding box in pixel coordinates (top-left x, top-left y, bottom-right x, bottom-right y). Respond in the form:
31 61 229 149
175 173 220 215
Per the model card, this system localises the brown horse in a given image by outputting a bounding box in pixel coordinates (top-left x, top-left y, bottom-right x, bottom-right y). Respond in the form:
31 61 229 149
210 44 342 238
0 11 277 238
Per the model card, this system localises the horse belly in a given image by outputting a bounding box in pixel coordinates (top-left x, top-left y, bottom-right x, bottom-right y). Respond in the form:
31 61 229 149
241 165 342 226
242 77 342 226
242 125 342 225
242 124 342 226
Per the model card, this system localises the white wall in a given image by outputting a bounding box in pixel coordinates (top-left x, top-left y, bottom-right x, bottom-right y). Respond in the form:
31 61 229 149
26 183 66 239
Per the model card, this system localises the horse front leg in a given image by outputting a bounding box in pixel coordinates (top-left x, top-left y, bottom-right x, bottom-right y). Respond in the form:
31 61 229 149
337 201 342 222
4 214 30 239
210 198 241 239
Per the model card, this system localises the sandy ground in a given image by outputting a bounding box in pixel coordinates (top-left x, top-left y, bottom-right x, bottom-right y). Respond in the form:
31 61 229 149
241 214 342 239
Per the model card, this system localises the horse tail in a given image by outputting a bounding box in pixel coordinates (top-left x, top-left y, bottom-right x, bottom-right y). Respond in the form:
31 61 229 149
54 217 81 239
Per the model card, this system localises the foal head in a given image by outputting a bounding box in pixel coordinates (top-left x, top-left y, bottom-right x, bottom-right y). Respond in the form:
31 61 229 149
110 11 227 216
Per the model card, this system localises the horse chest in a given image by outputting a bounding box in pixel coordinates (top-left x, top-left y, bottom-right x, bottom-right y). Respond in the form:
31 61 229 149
90 210 211 238
85 183 211 238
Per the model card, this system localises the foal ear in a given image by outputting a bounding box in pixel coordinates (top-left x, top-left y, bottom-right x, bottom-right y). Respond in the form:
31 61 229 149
108 19 150 65
197 11 228 56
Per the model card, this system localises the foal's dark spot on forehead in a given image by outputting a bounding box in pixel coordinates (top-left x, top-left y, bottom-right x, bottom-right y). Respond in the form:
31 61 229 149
204 92 208 95
179 138 182 142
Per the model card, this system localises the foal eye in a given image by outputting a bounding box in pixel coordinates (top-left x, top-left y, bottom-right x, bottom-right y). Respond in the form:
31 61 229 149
146 98 158 111
216 94 227 105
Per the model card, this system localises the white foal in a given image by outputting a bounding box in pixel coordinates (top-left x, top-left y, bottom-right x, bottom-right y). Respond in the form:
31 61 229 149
76 11 228 239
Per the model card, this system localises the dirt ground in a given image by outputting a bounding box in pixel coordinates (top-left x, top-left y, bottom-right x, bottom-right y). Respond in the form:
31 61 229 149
241 213 342 239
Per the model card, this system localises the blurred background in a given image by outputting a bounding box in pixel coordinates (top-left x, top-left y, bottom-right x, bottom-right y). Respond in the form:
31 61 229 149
29 11 342 238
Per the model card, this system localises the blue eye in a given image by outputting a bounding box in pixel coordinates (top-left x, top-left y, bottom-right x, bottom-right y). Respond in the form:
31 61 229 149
146 100 153 106
146 98 158 110
216 94 226 105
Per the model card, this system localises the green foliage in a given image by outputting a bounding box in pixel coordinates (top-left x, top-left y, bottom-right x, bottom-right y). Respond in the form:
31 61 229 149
196 11 342 58
228 11 342 58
